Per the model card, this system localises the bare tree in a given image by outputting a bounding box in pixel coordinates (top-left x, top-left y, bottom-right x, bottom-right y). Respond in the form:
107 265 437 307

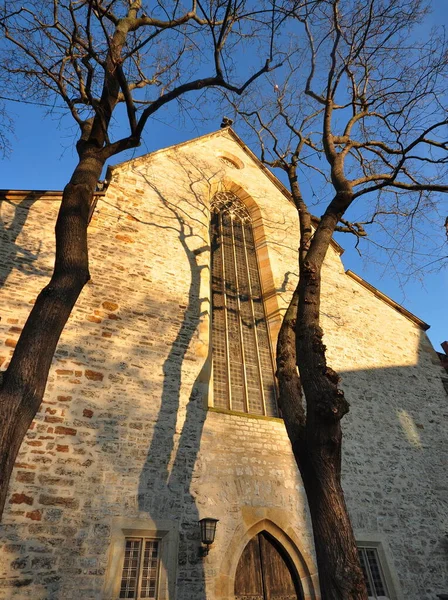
0 8 13 157
0 99 12 157
0 0 283 518
233 0 448 597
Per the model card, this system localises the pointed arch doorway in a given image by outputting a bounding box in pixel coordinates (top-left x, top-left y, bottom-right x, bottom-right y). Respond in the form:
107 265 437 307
234 531 304 600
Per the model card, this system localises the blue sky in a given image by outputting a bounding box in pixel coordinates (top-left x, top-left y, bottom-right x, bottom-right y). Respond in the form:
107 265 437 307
0 1 446 353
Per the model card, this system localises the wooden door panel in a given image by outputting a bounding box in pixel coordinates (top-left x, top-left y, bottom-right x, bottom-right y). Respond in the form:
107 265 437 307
259 533 298 600
235 536 264 600
234 532 301 600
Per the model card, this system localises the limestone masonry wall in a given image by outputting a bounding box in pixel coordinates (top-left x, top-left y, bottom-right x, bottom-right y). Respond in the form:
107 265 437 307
0 130 446 600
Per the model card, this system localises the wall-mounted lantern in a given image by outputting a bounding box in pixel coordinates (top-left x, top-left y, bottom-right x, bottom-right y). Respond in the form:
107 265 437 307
199 518 219 556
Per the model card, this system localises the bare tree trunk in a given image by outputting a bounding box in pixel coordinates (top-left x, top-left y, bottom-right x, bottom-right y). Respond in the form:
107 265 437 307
299 445 366 599
275 286 305 448
275 178 368 598
294 210 367 599
277 285 366 599
0 148 105 516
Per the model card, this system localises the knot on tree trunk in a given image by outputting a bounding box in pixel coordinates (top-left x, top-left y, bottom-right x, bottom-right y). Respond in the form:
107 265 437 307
312 331 325 353
317 390 349 420
276 368 298 382
302 259 317 275
324 366 340 385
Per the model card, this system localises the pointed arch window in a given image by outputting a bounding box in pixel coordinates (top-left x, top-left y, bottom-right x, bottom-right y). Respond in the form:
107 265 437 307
211 191 278 417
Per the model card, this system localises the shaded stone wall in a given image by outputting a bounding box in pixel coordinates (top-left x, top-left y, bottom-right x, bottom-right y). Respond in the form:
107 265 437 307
0 130 446 600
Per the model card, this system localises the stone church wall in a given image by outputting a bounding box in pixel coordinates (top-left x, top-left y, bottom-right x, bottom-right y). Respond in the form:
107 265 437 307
0 129 446 599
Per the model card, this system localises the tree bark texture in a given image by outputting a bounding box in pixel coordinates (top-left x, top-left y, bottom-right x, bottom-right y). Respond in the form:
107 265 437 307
277 285 366 599
297 439 366 600
275 177 368 598
0 148 105 517
275 286 305 450
294 213 367 599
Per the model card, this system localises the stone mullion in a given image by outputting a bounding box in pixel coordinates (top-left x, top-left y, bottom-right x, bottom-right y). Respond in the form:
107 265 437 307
241 222 267 416
219 211 233 411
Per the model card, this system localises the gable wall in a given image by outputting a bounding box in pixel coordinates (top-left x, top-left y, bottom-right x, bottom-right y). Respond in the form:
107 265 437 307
0 131 446 599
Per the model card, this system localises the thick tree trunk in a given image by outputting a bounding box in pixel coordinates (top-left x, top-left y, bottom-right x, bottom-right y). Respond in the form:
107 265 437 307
275 286 305 447
293 213 367 599
277 283 366 599
298 438 366 600
276 173 368 598
0 148 105 518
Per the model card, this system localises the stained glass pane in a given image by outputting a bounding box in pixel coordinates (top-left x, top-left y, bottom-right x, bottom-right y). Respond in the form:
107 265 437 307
222 212 246 412
211 212 228 409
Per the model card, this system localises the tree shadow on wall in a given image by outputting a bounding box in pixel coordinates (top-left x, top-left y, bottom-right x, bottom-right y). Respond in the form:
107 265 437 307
0 193 46 290
0 159 218 599
132 167 214 600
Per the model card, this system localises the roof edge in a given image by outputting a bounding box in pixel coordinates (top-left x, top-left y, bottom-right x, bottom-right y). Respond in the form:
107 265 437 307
0 190 106 200
346 270 430 331
0 189 64 200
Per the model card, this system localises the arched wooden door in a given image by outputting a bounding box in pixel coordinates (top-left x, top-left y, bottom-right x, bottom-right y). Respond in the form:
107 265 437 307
234 531 303 600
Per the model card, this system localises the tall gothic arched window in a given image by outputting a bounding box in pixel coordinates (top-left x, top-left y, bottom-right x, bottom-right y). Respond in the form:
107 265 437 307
211 191 278 417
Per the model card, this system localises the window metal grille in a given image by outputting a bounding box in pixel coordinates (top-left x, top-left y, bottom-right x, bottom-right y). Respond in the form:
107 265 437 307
120 538 160 599
211 191 278 417
358 546 390 599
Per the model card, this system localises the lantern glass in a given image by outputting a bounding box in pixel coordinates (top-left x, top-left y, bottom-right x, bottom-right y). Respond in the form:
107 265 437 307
199 518 219 546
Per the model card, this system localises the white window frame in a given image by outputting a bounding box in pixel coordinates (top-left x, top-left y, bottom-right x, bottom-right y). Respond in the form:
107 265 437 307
356 537 402 600
104 518 178 600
